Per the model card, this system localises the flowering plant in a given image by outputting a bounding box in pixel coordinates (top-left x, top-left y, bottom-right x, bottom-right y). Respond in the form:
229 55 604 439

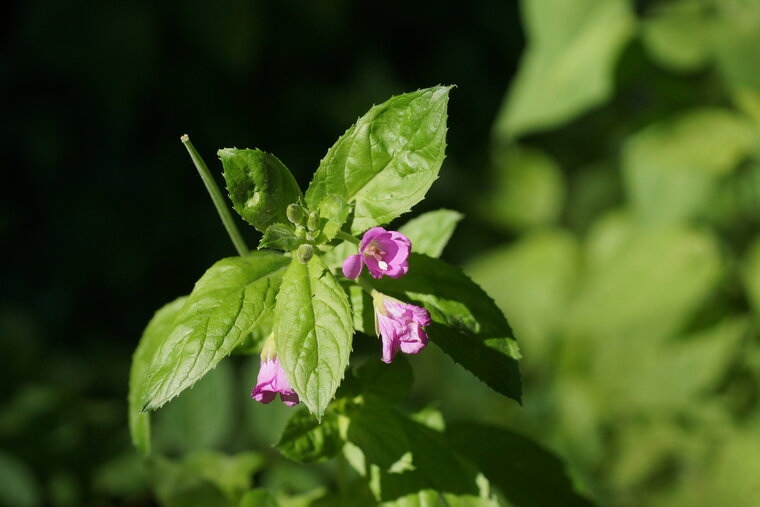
126 86 579 505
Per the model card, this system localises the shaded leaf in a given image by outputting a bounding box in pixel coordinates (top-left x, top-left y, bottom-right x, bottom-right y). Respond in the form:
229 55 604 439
220 148 302 232
374 254 522 402
275 409 344 463
129 296 187 455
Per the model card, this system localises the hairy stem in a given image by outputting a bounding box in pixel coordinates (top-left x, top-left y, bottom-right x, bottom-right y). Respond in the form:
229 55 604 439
181 134 250 257
355 275 375 295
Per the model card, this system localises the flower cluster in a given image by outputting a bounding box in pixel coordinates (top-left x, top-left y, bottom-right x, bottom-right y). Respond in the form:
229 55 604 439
252 226 431 407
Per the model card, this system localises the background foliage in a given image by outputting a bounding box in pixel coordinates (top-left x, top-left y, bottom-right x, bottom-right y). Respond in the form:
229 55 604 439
3 0 760 505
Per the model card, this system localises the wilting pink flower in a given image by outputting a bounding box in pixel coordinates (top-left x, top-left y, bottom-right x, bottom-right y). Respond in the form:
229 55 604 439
342 227 411 280
251 356 300 407
372 291 431 363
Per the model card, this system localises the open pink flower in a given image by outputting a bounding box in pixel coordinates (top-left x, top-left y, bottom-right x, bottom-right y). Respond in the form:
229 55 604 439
342 227 411 280
372 291 431 363
251 356 300 407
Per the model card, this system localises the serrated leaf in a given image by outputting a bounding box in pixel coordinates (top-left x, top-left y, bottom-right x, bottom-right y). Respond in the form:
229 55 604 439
623 108 756 226
274 255 353 418
129 296 187 455
374 254 522 402
259 223 301 251
141 252 290 411
398 209 463 258
219 148 302 232
305 86 451 234
275 408 344 463
446 422 593 507
493 0 634 138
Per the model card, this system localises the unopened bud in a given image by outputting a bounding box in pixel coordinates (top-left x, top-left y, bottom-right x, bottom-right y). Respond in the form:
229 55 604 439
307 211 319 231
295 225 306 240
287 204 305 225
296 244 314 263
306 231 317 242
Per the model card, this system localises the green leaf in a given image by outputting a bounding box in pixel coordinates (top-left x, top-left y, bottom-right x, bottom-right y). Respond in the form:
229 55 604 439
305 86 451 234
712 0 760 123
315 195 350 244
260 223 301 251
142 252 290 411
398 209 463 258
152 361 235 453
0 452 41 507
744 237 760 316
622 108 756 226
373 254 522 403
275 255 353 418
343 397 494 504
446 422 593 507
353 356 414 403
493 0 634 138
275 408 344 463
641 0 710 73
152 451 263 507
465 230 579 368
479 146 565 231
129 296 187 455
239 490 279 507
219 148 303 232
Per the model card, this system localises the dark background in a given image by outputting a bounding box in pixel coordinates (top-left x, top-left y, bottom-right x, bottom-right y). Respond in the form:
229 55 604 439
1 1 524 504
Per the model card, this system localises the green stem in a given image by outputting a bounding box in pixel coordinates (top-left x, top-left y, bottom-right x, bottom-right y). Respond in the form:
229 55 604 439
355 275 375 295
181 134 250 257
336 230 360 245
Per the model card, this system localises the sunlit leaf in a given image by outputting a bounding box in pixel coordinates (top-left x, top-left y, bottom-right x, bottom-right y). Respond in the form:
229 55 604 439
493 0 634 138
275 255 353 418
142 253 289 411
641 0 710 73
398 209 463 258
305 86 451 234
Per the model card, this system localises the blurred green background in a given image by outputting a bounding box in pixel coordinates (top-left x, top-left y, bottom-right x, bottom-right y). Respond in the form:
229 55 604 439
3 0 760 505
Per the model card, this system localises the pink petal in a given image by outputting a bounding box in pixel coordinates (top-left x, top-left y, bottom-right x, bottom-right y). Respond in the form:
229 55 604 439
360 227 389 252
342 254 364 279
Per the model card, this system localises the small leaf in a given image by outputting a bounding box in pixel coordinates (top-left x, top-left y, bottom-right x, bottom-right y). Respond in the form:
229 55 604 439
398 209 463 258
141 252 290 411
493 0 634 138
275 255 353 418
305 86 451 234
315 195 350 243
259 223 300 251
129 296 187 455
275 409 344 463
374 254 522 403
446 422 593 507
239 490 279 507
219 148 302 232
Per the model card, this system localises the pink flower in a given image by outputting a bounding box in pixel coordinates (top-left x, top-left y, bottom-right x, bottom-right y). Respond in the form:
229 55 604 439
372 291 431 363
342 227 411 280
251 356 300 407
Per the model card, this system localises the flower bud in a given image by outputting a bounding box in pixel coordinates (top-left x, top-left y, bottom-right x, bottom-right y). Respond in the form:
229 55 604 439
306 231 317 242
307 211 319 231
287 204 305 225
296 244 314 263
295 225 306 240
